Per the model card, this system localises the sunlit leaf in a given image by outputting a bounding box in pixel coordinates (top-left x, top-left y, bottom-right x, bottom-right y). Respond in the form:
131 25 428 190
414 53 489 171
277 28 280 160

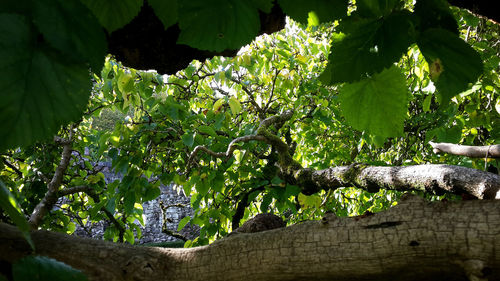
339 66 408 137
228 97 242 116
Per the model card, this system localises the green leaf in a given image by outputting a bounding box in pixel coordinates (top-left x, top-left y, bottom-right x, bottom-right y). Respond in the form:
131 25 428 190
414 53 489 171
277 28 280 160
355 0 401 18
338 66 408 137
178 0 260 52
198 125 217 137
320 11 414 84
436 125 462 143
213 98 225 112
147 0 178 29
228 97 242 116
181 132 195 148
278 0 348 24
0 14 91 151
81 0 143 32
251 0 274 13
13 256 87 281
32 0 107 71
124 191 136 214
298 193 321 208
417 28 483 104
0 180 34 250
177 216 191 232
414 0 458 34
143 186 161 201
124 229 135 244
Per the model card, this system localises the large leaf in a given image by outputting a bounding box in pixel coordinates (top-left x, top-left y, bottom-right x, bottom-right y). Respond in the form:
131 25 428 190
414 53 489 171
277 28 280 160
0 180 34 250
81 0 143 33
338 66 408 137
355 0 401 18
147 0 178 29
0 14 91 151
320 11 414 84
278 0 348 24
414 0 458 34
13 256 87 281
417 28 483 104
178 0 260 52
32 0 107 72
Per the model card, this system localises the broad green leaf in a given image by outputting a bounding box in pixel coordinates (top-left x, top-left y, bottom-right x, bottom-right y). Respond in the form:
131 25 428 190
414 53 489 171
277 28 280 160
417 28 483 104
81 0 143 33
181 132 195 147
298 193 321 208
414 0 458 34
13 256 87 281
177 216 191 232
32 0 107 71
355 0 401 18
117 71 136 95
339 66 408 137
278 0 348 24
178 0 260 52
198 125 217 137
251 0 274 13
228 97 242 116
0 180 34 250
147 0 178 29
143 186 161 201
0 14 91 151
320 11 414 84
124 229 135 244
435 125 462 143
124 191 136 214
213 99 225 112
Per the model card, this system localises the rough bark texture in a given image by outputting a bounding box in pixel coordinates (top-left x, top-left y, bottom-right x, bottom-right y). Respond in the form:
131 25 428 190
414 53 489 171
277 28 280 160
430 142 500 159
2 195 500 281
311 164 500 199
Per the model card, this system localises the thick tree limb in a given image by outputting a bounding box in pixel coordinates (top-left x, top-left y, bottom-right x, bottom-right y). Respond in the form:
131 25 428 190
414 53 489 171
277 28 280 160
430 142 500 158
28 130 75 229
310 164 500 199
2 195 500 281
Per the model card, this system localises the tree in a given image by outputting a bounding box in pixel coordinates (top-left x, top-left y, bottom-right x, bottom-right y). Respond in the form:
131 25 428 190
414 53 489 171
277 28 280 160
1 0 500 280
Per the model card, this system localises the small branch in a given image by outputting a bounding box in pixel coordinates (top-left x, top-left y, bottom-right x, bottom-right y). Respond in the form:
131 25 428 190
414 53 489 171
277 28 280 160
188 135 266 164
1 157 23 178
29 128 75 229
429 142 500 158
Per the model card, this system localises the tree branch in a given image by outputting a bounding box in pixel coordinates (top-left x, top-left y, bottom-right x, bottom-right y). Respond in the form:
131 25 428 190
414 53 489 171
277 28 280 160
429 141 500 158
3 196 500 281
308 164 500 199
29 128 75 229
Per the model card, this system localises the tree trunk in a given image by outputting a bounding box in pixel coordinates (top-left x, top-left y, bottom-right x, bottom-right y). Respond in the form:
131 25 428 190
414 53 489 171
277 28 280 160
1 195 500 281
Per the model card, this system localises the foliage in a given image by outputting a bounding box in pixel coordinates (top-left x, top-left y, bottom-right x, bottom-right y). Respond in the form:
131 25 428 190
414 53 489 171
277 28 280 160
0 0 484 150
12 255 87 281
0 0 499 251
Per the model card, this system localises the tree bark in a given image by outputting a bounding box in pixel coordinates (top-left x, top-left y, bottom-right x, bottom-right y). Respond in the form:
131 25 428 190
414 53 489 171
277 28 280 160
2 195 500 281
429 142 500 159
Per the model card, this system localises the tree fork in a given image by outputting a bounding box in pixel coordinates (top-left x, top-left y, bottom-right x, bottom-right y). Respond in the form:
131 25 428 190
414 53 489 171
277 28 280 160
1 195 500 281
